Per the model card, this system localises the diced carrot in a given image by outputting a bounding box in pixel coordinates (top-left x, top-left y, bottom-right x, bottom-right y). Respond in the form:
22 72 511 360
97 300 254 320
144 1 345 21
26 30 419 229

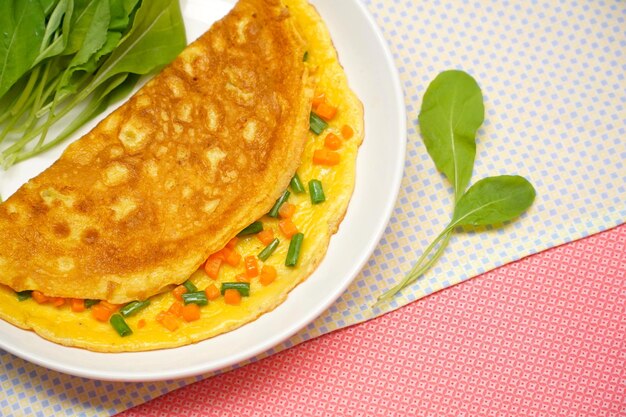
278 203 296 219
236 273 250 283
226 237 239 249
71 298 86 312
257 229 275 246
204 255 222 279
341 125 354 139
92 303 113 322
324 133 342 150
162 315 179 331
221 247 241 267
279 219 299 239
245 256 259 278
182 303 201 322
260 265 277 286
312 92 325 109
50 297 66 307
172 285 187 301
316 102 337 121
100 301 120 312
168 301 184 317
137 319 146 329
224 289 241 305
156 312 179 331
313 149 340 166
32 291 49 304
211 251 226 261
205 284 220 300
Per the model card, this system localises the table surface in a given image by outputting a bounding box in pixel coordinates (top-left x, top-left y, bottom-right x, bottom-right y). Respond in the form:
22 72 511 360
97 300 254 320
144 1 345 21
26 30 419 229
0 0 623 414
118 224 626 416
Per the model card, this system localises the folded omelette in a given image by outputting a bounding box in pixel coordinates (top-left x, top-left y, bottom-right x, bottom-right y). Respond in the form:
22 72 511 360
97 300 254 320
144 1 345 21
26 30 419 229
0 0 364 351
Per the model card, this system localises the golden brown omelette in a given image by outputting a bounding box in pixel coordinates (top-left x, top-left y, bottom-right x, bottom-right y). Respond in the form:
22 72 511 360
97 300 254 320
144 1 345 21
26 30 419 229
0 0 365 352
0 0 313 303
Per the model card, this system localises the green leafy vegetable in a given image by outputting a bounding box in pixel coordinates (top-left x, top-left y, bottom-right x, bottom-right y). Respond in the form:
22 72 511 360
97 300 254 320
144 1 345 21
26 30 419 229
39 0 58 15
35 0 72 64
109 0 140 31
451 176 536 227
0 0 187 169
13 73 139 164
377 71 536 304
418 70 484 200
0 0 46 98
59 0 111 93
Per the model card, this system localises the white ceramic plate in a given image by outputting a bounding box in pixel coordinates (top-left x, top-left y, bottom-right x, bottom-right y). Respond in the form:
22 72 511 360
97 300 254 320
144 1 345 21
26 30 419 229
0 0 406 381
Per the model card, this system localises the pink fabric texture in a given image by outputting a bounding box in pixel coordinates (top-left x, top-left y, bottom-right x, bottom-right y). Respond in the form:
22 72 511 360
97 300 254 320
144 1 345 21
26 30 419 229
120 224 626 417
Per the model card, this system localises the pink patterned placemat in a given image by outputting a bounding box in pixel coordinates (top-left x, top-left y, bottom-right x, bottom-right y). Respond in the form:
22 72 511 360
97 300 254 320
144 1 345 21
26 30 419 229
119 225 626 416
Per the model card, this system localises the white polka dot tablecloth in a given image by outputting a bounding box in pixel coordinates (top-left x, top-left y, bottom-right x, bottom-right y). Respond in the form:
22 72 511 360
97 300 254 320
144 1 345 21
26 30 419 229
1 1 624 416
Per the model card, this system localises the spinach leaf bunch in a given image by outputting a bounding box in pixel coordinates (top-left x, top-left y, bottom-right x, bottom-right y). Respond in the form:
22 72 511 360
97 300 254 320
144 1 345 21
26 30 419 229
0 0 187 169
378 70 536 304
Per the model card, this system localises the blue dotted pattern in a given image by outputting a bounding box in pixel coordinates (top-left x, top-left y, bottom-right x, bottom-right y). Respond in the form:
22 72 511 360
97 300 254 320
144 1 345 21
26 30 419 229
1 1 624 416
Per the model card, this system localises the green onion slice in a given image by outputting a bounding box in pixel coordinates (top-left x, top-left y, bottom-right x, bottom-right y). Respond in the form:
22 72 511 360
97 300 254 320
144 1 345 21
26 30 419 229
308 179 326 204
303 51 309 62
16 290 32 301
310 112 328 135
183 280 197 293
110 314 133 337
268 190 291 218
285 233 304 267
84 299 99 308
120 300 150 318
182 291 209 306
290 173 306 194
238 221 263 236
221 282 250 297
258 238 280 261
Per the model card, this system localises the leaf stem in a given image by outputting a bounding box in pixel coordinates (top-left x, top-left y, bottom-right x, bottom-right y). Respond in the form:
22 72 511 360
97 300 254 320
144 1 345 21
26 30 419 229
1 85 89 157
376 226 454 305
10 66 41 117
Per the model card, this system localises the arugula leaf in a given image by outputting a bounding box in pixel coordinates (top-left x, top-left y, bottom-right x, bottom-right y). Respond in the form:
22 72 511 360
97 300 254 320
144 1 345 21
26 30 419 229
451 176 536 227
64 0 105 55
109 0 140 31
34 0 74 64
58 0 111 93
39 0 59 15
90 0 186 83
377 71 536 305
0 0 46 98
418 70 484 200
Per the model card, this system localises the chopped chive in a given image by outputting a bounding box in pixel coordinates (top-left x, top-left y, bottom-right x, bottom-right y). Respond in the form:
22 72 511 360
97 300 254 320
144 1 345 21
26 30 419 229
310 112 328 135
110 314 133 337
285 233 304 267
308 180 326 204
290 173 306 194
303 51 309 62
258 238 280 261
16 290 32 301
183 280 197 293
268 190 291 218
120 300 150 318
238 221 263 236
84 299 99 308
182 291 208 306
221 282 250 297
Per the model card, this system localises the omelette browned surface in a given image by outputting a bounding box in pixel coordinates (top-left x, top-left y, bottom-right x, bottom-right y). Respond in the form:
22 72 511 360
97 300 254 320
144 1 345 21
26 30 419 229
0 0 313 303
